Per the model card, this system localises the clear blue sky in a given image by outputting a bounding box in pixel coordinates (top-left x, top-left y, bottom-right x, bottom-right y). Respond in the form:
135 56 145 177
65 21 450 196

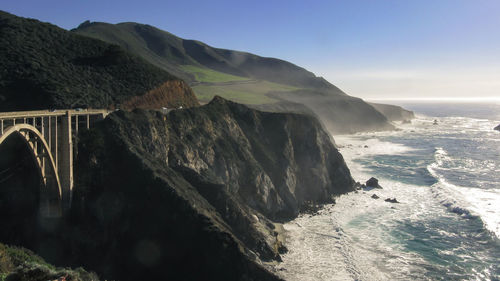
3 0 500 100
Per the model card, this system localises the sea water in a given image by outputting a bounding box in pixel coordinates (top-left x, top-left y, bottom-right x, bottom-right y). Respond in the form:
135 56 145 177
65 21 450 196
275 102 500 281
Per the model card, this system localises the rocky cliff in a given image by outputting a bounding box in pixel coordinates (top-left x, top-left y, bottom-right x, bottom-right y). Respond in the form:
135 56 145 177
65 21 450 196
55 96 355 280
258 91 395 134
369 102 415 122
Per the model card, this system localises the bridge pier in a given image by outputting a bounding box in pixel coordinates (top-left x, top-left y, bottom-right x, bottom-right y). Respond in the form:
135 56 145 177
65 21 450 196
59 111 73 211
0 109 109 215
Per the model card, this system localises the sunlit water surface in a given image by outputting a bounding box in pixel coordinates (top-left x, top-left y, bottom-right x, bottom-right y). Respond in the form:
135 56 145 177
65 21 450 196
275 103 500 281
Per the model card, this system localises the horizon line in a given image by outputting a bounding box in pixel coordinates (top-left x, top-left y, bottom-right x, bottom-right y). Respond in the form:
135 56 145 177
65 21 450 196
366 97 500 103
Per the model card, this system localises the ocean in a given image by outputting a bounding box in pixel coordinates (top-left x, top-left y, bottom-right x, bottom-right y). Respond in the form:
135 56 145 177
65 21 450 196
275 102 500 281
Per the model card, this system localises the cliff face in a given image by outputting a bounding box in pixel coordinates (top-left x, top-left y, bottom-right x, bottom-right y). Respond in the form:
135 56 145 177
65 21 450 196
369 102 415 122
259 91 395 134
166 96 354 218
64 97 354 280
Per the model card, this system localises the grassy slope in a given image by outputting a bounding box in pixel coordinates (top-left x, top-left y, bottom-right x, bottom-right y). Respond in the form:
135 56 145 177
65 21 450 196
179 65 249 83
73 22 303 105
179 65 299 104
193 80 298 104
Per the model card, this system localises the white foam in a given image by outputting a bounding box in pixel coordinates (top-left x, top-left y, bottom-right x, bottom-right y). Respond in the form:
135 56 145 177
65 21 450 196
428 161 500 237
336 135 415 158
277 116 500 280
277 134 445 280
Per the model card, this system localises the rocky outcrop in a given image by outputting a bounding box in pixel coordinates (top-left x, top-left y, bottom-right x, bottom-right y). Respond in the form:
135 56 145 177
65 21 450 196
366 177 382 188
495 124 500 131
121 80 199 110
369 102 415 122
55 96 354 281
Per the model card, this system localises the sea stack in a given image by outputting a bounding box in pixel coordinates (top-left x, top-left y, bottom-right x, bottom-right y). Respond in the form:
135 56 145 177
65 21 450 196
366 177 382 188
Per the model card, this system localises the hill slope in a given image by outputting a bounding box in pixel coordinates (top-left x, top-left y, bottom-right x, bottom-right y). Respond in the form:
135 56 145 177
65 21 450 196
0 11 198 111
73 21 336 90
73 21 407 134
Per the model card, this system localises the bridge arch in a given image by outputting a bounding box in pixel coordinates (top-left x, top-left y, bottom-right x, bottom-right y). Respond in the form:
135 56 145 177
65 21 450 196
0 124 62 216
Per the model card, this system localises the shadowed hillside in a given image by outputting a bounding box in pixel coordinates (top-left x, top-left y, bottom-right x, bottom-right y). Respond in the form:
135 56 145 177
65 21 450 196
0 11 199 111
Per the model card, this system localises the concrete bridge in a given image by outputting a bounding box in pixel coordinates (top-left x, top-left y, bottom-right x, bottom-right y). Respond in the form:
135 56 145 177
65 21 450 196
0 109 109 216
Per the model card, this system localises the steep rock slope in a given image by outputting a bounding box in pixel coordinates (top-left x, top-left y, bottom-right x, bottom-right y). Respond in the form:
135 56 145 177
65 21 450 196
369 102 415 122
62 97 354 280
0 11 198 111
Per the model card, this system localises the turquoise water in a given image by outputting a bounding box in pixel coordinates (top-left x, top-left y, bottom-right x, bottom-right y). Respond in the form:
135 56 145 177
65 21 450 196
276 102 500 281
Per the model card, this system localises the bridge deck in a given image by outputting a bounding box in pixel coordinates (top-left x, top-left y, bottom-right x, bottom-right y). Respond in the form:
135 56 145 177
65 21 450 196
0 109 110 119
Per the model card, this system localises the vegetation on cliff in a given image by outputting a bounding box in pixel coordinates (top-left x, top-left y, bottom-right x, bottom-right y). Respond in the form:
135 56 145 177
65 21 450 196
0 11 198 111
0 243 98 281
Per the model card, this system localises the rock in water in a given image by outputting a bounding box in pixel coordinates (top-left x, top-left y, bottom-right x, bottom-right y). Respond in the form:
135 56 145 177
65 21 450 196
366 177 382 188
385 198 399 203
495 124 500 131
371 194 380 199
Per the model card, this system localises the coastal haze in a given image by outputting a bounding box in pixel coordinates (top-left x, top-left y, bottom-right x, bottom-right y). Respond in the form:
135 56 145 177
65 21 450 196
3 0 500 101
1 1 499 281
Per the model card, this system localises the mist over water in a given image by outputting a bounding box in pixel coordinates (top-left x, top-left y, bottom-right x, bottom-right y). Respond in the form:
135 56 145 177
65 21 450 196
275 102 500 281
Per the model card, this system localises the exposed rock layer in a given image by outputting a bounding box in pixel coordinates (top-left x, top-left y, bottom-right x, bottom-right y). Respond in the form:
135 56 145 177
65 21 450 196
60 97 355 280
121 80 199 110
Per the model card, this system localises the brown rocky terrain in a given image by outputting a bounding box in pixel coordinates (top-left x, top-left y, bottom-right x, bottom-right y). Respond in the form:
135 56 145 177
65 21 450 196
120 80 199 110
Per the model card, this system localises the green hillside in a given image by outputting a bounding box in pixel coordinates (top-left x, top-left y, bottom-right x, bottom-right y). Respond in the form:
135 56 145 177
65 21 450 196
72 21 316 105
193 80 298 104
179 65 249 83
72 20 405 134
73 21 336 90
0 11 185 111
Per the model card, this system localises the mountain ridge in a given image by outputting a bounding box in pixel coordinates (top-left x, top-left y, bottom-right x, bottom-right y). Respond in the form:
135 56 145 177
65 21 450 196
73 20 409 134
73 21 337 90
